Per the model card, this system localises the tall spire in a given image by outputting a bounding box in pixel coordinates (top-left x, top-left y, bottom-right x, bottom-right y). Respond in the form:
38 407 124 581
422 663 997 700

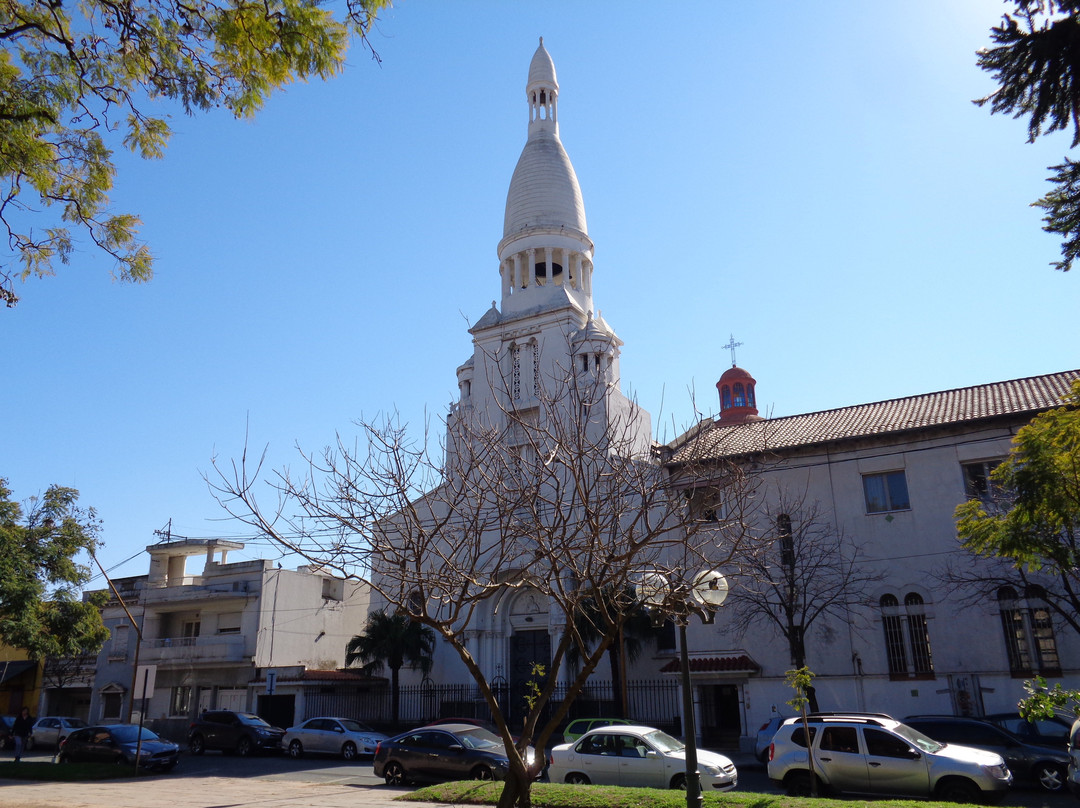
499 39 595 317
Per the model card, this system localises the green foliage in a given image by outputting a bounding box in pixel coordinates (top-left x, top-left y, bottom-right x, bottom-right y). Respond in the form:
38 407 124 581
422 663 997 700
976 1 1080 271
523 663 545 712
0 0 390 307
0 478 109 659
784 666 815 715
1019 675 1080 721
345 609 436 676
954 380 1080 570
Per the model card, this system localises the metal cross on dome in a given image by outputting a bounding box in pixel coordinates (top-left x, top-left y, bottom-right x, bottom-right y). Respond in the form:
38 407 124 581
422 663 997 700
722 334 743 367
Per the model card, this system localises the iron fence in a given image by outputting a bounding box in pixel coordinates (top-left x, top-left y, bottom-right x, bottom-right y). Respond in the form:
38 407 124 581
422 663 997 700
304 678 680 736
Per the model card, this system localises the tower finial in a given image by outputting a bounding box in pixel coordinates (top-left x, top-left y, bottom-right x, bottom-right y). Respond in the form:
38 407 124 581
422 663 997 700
539 36 543 45
722 334 743 367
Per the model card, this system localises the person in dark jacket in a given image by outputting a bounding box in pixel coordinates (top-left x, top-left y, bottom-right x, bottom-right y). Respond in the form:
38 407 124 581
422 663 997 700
12 707 33 762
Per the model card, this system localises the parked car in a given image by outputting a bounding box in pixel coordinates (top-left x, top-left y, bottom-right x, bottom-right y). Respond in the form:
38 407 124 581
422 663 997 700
767 713 1012 802
282 717 387 760
0 715 15 750
373 722 540 785
985 712 1072 748
1066 717 1080 796
188 710 285 756
560 717 636 744
755 712 788 763
29 716 89 750
58 724 179 771
905 714 1070 792
548 723 737 790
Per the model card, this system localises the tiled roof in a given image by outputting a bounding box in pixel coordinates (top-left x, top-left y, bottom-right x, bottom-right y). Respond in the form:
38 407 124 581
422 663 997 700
658 654 760 675
670 371 1080 463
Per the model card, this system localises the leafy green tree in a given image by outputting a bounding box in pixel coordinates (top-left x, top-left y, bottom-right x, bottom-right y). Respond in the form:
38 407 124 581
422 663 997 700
345 609 435 729
0 478 108 659
953 379 1080 634
0 0 389 307
976 1 1080 271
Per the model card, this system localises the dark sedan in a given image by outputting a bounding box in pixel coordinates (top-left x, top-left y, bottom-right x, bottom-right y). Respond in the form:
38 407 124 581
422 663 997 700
373 723 540 785
58 724 179 771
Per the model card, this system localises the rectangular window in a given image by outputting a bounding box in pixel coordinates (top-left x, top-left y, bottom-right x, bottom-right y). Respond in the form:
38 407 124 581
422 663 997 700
882 614 908 675
102 692 123 720
109 624 129 661
863 471 910 513
170 686 192 716
216 612 242 634
962 459 1006 500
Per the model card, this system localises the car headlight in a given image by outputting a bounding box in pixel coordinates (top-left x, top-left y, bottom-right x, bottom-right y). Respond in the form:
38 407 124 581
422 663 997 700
700 765 721 776
983 763 1010 779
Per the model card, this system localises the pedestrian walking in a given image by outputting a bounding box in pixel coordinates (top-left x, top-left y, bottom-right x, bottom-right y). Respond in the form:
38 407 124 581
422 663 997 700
12 706 33 762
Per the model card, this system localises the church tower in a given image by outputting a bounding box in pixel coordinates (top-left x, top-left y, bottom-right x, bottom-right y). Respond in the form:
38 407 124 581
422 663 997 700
450 38 650 458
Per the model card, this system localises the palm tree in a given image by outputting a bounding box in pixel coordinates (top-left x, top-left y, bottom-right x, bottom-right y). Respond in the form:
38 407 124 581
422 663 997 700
346 610 435 728
571 587 661 717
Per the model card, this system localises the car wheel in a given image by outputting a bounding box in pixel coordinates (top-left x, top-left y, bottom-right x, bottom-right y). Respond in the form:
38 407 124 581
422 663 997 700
288 740 303 759
236 736 252 757
189 734 205 755
936 777 981 804
384 761 406 786
471 764 494 781
1035 762 1066 792
341 742 357 761
784 770 818 797
565 772 591 785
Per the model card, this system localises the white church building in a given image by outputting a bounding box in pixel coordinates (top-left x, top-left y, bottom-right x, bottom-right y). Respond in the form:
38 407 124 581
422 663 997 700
395 38 1080 752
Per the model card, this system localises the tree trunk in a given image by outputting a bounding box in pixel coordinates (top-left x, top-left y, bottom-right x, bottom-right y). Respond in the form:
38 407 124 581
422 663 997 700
606 644 624 717
496 759 533 808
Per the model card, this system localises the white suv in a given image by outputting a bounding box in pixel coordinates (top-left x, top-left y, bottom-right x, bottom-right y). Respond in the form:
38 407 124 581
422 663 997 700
767 714 1013 803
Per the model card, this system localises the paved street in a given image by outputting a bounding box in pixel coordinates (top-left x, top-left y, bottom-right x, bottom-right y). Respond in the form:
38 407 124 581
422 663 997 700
2 747 1077 808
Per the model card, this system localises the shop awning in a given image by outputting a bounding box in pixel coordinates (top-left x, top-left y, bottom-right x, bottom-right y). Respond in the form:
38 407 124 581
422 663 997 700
0 660 37 684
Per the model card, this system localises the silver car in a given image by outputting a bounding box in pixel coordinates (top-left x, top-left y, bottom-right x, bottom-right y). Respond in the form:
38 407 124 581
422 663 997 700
1067 717 1080 796
282 716 387 760
29 716 89 751
767 714 1012 803
548 724 737 790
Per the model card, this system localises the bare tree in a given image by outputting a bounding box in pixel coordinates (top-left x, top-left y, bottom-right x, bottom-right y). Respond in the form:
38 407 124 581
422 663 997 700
210 352 759 808
723 491 882 711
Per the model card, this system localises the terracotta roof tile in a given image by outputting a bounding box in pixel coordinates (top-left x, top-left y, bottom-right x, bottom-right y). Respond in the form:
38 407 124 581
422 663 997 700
670 371 1080 463
658 654 760 674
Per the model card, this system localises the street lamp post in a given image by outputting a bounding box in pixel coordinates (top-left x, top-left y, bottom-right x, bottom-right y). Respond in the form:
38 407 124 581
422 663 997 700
639 570 729 808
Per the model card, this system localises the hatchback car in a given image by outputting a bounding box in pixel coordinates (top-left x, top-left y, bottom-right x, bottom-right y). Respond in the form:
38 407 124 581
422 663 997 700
58 724 179 771
905 715 1070 792
282 717 387 760
767 714 1012 802
29 716 89 750
188 710 285 756
755 713 788 763
373 723 540 785
548 724 737 790
985 712 1072 748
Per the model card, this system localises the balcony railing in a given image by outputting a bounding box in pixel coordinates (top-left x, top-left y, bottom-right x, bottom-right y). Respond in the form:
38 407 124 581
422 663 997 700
140 634 249 663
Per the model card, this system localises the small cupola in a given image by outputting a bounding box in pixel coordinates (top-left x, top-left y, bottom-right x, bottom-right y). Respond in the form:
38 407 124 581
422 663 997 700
716 365 760 424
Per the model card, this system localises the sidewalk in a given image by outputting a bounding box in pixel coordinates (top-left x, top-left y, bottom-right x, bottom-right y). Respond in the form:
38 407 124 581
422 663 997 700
1 776 440 808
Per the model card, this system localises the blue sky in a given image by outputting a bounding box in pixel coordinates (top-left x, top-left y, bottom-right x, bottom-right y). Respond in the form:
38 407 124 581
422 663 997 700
3 1 1077 582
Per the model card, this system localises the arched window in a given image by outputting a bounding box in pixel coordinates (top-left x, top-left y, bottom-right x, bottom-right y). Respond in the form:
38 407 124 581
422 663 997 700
721 385 732 410
747 383 756 408
733 383 746 407
998 586 1060 676
879 593 935 679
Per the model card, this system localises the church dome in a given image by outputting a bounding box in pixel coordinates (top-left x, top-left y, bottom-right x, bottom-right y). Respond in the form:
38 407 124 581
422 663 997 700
502 38 588 245
717 365 760 424
503 135 587 239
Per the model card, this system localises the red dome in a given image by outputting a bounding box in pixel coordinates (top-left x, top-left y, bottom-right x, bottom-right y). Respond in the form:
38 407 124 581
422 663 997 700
716 366 759 424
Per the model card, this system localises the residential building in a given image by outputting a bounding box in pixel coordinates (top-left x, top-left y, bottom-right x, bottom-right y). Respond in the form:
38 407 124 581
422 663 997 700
79 538 370 738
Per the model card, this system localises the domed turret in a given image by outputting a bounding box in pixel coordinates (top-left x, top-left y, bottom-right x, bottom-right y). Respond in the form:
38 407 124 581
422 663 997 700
717 365 760 424
498 38 594 317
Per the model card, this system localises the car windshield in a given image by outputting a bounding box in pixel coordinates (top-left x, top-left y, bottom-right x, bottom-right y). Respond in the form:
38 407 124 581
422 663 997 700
110 726 161 743
456 727 504 750
237 713 272 727
67 718 89 728
643 730 684 753
893 723 945 753
341 720 375 733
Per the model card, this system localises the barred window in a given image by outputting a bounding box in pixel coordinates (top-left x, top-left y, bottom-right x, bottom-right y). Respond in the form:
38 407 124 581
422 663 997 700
998 586 1061 677
880 592 934 679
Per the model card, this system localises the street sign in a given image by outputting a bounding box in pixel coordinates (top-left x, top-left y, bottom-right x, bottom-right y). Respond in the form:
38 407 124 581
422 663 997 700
134 664 157 699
